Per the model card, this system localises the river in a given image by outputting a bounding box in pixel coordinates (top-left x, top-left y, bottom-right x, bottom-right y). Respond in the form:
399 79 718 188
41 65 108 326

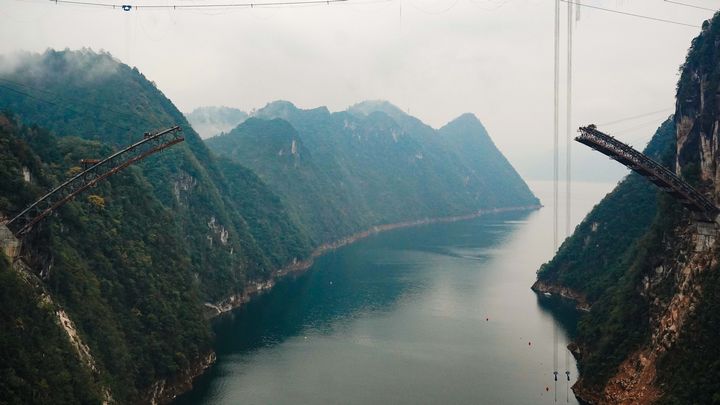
176 180 617 405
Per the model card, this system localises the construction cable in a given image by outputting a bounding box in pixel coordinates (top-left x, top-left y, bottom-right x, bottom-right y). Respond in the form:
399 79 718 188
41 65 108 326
597 108 673 127
559 0 699 28
663 0 716 12
565 0 572 402
553 0 560 399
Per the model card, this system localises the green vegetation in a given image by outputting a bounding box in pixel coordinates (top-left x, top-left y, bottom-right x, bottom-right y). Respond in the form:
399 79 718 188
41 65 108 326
0 49 310 299
656 261 720 405
0 252 103 405
0 49 536 403
537 118 676 301
208 101 538 244
536 118 684 386
0 50 311 402
0 115 213 402
538 12 720 401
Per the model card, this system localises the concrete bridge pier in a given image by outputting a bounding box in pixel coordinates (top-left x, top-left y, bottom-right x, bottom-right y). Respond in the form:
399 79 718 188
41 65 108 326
0 221 21 260
694 221 718 252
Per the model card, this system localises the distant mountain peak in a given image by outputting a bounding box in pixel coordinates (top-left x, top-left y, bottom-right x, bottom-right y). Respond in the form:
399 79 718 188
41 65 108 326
439 113 489 140
261 100 298 111
255 100 330 121
348 100 407 118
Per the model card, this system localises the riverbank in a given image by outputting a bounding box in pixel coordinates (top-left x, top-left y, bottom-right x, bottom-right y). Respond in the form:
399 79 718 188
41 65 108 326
531 279 591 312
204 204 542 318
164 204 540 404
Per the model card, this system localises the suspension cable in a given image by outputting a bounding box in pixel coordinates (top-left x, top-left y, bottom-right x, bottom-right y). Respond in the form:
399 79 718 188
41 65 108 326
553 0 560 399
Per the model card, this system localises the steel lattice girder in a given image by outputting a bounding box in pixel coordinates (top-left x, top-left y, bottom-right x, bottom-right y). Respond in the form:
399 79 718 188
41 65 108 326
6 126 184 237
576 125 719 222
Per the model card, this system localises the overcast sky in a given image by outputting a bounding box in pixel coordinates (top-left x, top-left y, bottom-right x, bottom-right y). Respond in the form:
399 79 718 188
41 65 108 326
0 0 716 180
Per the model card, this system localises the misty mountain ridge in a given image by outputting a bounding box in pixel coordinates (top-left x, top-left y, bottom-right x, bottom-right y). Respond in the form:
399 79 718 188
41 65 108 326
0 48 539 404
208 98 539 244
185 106 248 139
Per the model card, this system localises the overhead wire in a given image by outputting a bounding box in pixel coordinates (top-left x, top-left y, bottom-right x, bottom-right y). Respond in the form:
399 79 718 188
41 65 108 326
564 0 572 402
45 0 354 10
559 0 700 27
597 108 673 127
466 0 511 12
612 116 673 139
663 0 717 12
407 0 460 15
553 0 560 399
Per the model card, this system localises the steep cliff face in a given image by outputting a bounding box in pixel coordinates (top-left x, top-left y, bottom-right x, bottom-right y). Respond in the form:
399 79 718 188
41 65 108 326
535 14 720 404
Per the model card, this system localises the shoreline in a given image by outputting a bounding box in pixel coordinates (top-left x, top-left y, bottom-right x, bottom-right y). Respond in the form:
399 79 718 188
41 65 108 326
166 204 540 404
204 204 542 318
530 279 591 312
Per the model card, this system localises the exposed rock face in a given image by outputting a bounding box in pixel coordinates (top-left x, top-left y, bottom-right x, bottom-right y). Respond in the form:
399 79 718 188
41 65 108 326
531 279 590 311
10 256 114 403
572 221 716 404
0 223 21 258
145 351 216 405
172 171 197 204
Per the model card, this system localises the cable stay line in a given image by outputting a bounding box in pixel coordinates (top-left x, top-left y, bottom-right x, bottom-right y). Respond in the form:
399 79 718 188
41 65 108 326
45 0 355 11
564 0 572 402
664 0 717 12
597 108 674 127
553 0 560 399
559 0 700 27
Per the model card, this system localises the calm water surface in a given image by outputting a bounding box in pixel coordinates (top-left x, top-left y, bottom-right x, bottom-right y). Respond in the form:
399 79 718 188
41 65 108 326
177 180 616 405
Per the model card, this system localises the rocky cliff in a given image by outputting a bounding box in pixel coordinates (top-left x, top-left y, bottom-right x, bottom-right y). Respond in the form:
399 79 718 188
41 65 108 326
535 14 720 404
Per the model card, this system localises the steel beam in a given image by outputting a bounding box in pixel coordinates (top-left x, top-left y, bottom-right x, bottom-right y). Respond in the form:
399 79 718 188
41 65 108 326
576 125 719 222
6 126 184 237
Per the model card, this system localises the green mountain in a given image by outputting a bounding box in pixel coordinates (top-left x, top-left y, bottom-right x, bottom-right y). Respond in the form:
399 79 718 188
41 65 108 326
534 14 720 404
207 100 539 244
185 106 248 139
0 49 537 404
0 49 311 403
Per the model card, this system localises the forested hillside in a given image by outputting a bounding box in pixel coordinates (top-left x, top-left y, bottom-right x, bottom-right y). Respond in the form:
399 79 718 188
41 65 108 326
0 115 213 403
207 100 539 244
0 50 310 403
0 49 537 404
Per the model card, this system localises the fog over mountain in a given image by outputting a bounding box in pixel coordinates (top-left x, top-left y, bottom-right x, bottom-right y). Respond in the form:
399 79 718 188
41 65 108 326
0 0 709 181
185 106 248 139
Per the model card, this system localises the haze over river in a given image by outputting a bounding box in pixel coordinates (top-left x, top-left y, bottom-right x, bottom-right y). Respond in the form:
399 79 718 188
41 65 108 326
177 180 617 404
